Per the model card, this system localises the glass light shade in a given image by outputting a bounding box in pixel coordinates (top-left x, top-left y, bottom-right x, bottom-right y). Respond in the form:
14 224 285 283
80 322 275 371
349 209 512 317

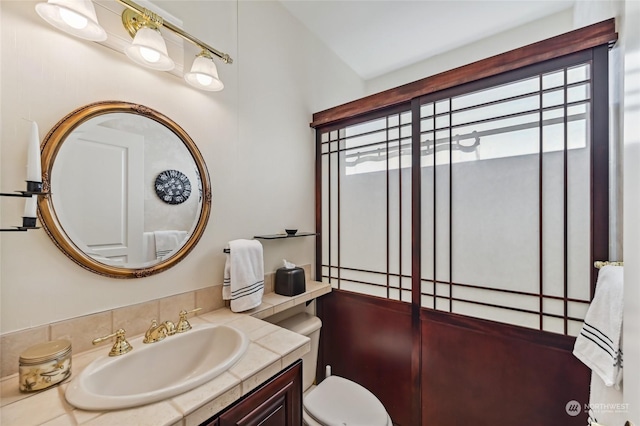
125 27 174 71
184 55 224 91
35 0 107 42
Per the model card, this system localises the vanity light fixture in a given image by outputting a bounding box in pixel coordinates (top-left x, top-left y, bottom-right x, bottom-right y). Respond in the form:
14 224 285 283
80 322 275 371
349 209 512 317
184 50 224 92
35 0 107 41
35 0 232 91
124 24 174 71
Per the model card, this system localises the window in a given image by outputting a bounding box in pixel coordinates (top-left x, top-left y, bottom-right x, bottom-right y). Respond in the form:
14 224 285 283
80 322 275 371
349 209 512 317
318 46 610 336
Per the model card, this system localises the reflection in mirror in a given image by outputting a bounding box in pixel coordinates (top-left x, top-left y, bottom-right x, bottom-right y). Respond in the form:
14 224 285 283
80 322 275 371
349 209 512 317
39 102 211 278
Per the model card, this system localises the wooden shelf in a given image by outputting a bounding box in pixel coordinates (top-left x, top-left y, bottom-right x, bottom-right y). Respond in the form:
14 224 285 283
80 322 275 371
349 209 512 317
254 232 317 240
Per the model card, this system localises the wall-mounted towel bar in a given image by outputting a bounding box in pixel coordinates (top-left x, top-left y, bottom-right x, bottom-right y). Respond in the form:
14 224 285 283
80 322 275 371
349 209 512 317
594 261 624 269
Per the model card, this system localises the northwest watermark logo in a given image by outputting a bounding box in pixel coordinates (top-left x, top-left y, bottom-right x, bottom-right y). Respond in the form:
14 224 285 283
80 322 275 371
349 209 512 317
565 400 630 416
565 400 582 416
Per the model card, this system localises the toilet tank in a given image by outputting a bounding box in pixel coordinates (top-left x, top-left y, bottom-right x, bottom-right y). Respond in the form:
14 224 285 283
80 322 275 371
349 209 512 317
276 313 322 391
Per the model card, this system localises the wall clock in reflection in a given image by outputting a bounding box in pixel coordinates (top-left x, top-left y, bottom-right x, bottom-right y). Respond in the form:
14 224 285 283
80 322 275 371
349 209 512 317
155 170 192 205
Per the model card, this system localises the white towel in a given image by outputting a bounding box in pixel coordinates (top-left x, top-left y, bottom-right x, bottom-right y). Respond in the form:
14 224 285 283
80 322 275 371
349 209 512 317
573 265 624 426
154 230 188 260
573 265 624 388
223 239 264 313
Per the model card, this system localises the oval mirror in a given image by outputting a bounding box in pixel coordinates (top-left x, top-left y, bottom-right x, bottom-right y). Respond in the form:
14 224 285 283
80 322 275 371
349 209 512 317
39 101 211 278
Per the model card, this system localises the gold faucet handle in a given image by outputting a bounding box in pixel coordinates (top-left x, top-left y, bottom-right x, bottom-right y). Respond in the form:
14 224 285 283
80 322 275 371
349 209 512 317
143 319 167 344
92 329 133 357
176 308 202 333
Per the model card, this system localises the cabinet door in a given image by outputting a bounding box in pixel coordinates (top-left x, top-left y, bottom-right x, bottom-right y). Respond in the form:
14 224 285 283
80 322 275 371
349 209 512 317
218 360 302 426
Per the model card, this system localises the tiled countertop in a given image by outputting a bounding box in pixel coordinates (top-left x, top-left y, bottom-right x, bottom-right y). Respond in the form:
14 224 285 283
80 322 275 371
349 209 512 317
0 281 331 426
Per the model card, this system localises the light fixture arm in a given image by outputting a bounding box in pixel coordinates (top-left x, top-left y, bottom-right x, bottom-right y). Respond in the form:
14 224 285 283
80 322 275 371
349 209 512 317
116 0 233 64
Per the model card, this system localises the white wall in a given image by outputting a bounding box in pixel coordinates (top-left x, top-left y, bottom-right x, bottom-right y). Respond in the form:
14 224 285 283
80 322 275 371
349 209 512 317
365 8 574 95
0 0 364 333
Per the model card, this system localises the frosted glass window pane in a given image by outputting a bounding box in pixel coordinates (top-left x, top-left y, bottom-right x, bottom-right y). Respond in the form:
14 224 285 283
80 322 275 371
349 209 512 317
567 83 590 103
567 104 589 150
542 71 564 90
340 150 388 273
435 114 450 129
421 117 434 132
341 281 387 298
342 269 387 286
421 280 434 295
400 124 411 139
567 143 591 301
421 157 435 280
421 295 435 308
329 153 339 267
452 76 539 111
434 159 450 283
434 130 450 165
543 316 565 334
322 155 330 267
389 275 400 288
345 129 387 149
452 94 539 127
389 288 400 300
330 130 338 141
388 114 399 127
421 103 434 118
452 154 538 292
452 118 539 163
388 127 399 141
436 298 450 311
436 283 450 298
454 286 539 312
543 298 564 315
568 301 589 320
542 147 565 298
400 165 412 276
321 132 329 143
420 132 436 168
452 301 539 330
400 111 412 124
345 117 385 138
389 166 401 275
543 89 564 108
435 100 449 114
567 64 590 84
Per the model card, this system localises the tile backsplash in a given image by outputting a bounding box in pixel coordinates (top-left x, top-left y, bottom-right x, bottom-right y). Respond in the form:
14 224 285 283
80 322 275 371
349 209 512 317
0 265 309 378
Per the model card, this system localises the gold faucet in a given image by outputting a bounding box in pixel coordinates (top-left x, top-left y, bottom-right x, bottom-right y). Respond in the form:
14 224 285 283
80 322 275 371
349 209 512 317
143 319 176 343
93 329 133 356
176 308 202 333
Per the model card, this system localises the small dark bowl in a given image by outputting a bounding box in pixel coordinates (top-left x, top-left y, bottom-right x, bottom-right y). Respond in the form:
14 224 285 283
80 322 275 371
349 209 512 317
285 229 298 236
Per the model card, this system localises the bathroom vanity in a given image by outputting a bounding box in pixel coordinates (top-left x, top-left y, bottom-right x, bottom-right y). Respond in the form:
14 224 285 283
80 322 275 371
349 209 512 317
0 282 330 426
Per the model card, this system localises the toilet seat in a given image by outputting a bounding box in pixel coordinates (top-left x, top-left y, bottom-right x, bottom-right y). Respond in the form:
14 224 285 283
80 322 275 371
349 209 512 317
303 375 390 426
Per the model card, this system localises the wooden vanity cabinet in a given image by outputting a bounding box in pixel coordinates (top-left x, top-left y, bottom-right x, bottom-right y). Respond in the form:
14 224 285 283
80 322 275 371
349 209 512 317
201 360 302 426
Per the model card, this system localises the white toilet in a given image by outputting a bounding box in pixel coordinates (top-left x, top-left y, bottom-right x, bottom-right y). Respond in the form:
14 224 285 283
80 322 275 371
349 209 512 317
277 313 393 426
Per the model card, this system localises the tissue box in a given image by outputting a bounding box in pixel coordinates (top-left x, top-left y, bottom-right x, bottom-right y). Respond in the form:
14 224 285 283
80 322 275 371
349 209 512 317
275 267 306 296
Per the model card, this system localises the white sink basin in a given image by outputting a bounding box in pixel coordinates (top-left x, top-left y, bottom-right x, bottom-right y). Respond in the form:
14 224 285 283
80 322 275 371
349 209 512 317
66 323 249 410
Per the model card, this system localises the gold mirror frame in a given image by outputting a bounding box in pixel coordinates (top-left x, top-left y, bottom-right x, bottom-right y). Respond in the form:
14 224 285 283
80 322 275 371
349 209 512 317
39 101 212 278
